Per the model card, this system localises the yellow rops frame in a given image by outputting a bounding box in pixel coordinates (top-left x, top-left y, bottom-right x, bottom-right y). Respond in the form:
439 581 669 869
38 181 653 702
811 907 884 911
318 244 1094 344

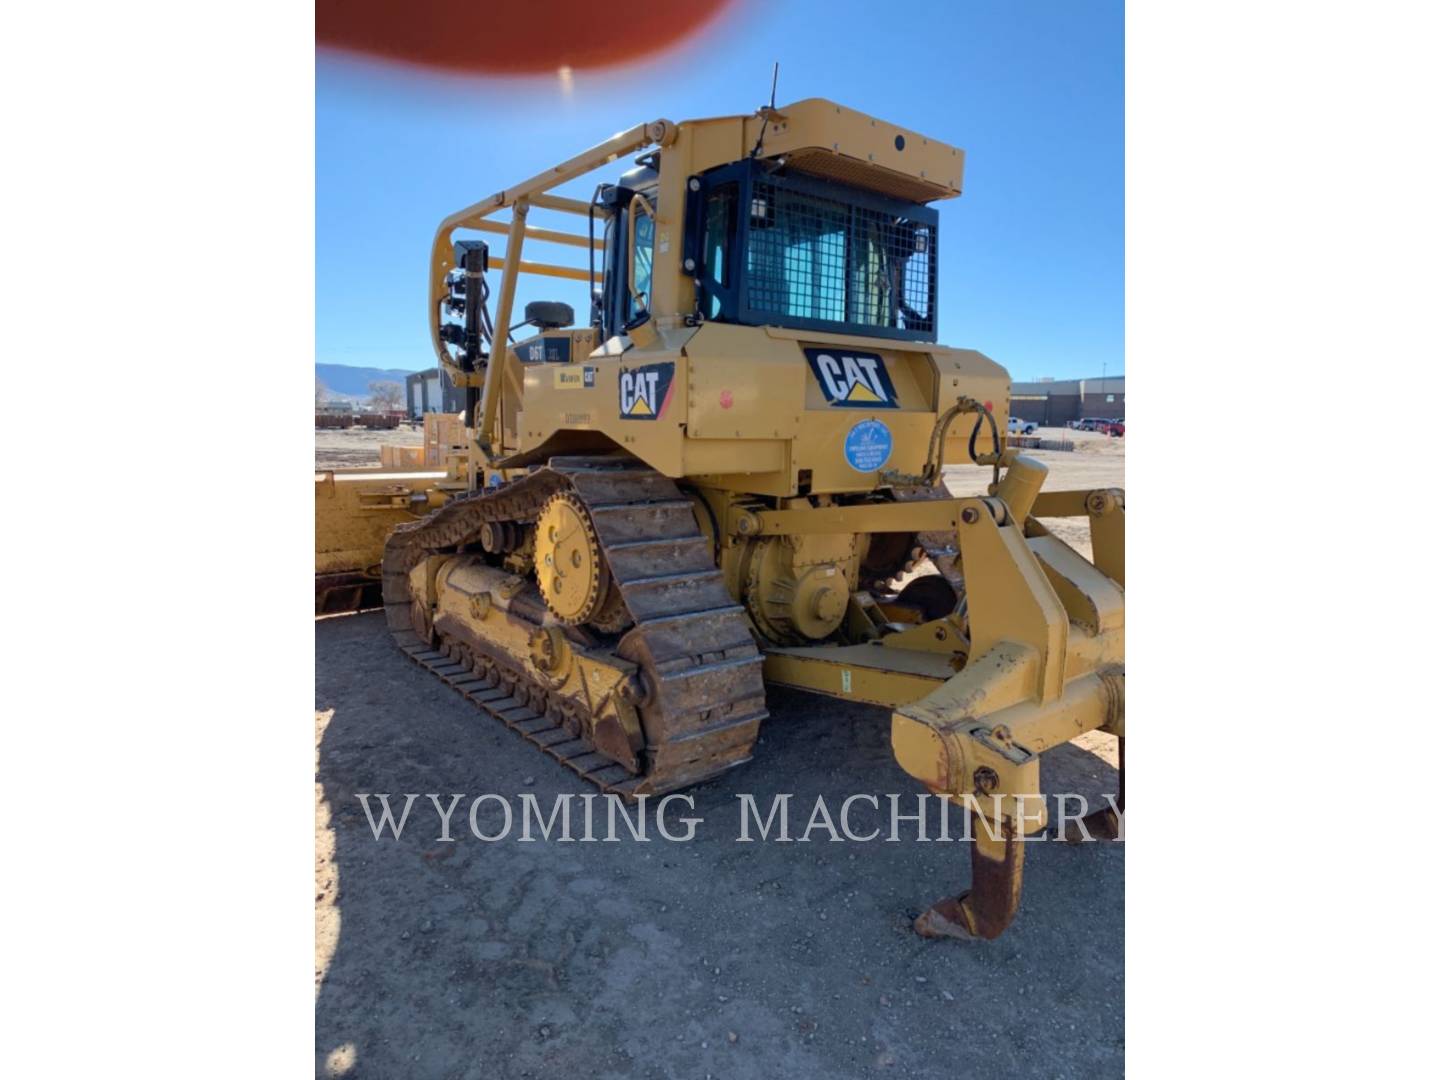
427 119 678 456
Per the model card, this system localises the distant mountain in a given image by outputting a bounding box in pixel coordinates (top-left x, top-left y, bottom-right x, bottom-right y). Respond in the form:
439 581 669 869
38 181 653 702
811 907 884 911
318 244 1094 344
315 363 423 399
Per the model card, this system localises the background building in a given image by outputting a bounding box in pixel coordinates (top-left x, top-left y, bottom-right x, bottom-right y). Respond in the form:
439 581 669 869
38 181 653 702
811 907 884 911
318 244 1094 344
1011 374 1125 426
405 368 465 418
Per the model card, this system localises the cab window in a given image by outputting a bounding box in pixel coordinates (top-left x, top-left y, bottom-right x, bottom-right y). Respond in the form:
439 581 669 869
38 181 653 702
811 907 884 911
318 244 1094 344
701 184 736 318
630 207 654 321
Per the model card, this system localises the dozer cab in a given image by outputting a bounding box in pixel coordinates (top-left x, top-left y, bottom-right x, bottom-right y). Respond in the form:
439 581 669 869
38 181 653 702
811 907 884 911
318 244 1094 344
315 99 1125 941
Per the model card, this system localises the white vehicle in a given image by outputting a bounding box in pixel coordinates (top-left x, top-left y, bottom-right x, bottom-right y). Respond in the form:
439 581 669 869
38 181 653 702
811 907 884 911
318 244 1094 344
1007 416 1038 436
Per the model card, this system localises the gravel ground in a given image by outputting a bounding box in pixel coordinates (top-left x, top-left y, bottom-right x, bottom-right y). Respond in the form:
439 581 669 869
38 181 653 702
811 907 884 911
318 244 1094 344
316 616 1123 1079
314 423 1124 1078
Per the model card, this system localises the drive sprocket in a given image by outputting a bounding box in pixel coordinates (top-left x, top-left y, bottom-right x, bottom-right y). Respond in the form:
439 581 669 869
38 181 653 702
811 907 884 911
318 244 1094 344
535 491 608 625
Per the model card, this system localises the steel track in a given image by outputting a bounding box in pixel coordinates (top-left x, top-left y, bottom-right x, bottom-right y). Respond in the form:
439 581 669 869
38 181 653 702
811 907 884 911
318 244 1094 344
382 456 768 797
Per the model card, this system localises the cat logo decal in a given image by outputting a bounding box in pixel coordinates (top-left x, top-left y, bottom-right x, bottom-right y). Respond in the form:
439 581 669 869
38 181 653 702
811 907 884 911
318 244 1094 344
804 348 899 408
618 361 675 420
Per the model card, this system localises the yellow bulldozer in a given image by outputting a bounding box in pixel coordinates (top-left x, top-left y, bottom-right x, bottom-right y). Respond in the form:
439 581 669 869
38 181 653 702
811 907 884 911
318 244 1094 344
315 99 1124 941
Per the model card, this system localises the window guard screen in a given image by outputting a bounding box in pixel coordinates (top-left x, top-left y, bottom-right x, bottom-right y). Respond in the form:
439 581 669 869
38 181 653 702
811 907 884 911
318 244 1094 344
743 179 937 339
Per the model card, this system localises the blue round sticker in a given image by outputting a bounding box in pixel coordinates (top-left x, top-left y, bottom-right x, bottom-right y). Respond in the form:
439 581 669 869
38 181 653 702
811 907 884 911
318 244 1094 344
844 419 893 472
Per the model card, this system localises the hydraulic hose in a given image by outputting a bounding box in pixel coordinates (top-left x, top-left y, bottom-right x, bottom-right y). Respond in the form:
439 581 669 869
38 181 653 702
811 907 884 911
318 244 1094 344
923 396 1002 488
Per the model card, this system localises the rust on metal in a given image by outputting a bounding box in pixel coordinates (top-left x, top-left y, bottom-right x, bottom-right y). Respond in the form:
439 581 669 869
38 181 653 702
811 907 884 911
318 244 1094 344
315 571 382 615
914 816 1025 941
381 457 769 797
1064 735 1125 842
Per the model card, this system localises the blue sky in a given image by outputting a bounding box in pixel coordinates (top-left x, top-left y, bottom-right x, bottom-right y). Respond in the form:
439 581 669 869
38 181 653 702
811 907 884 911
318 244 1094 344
317 0 1122 381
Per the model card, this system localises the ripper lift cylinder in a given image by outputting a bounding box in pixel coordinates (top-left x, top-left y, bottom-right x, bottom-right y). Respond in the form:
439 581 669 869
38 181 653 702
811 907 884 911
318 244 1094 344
992 452 1048 526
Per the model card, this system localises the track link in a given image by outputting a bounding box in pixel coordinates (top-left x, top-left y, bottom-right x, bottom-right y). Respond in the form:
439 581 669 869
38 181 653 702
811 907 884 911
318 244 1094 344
390 627 661 796
381 456 768 797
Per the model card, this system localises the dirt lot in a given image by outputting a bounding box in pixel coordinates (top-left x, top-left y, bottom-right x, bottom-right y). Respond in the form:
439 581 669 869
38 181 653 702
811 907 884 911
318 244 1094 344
316 425 425 471
942 427 1125 561
315 424 1124 1078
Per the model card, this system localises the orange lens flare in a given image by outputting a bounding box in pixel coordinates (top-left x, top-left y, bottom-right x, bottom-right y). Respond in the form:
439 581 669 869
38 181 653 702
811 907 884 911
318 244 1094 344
316 0 737 75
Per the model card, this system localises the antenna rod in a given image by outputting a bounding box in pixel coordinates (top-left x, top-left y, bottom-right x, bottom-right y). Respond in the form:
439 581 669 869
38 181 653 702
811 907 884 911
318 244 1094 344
749 61 780 159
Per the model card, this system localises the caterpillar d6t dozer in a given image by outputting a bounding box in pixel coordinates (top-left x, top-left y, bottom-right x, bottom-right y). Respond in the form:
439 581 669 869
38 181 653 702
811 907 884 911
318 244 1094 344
315 99 1125 941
